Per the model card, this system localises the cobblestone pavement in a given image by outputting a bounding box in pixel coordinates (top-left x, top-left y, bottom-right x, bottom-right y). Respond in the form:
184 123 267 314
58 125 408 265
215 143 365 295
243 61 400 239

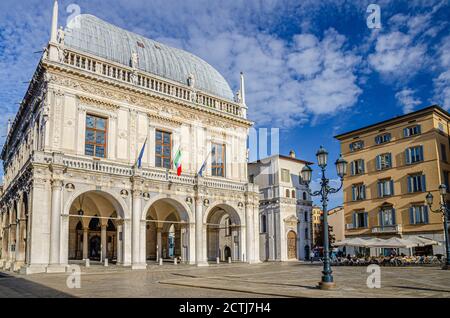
1 262 449 298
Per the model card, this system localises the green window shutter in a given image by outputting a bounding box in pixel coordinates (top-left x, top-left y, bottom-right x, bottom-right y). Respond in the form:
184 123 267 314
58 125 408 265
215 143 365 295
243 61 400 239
389 179 394 195
423 206 429 224
421 175 426 191
403 128 409 137
405 149 411 164
407 176 412 193
409 207 415 224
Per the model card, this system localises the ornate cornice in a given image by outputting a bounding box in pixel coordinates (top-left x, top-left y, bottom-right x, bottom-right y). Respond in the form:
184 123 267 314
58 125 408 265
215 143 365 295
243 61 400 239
43 65 252 129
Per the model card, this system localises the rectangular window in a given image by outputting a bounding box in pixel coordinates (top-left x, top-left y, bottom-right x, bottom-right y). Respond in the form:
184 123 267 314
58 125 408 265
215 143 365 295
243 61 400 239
211 143 225 177
85 114 107 158
403 125 421 137
407 174 426 193
405 145 424 164
441 143 447 162
409 205 429 224
375 133 391 145
352 211 368 228
281 169 290 182
249 174 254 183
350 159 365 175
438 122 445 133
379 207 396 226
376 153 392 170
155 130 172 168
349 140 364 152
351 183 366 201
377 179 394 197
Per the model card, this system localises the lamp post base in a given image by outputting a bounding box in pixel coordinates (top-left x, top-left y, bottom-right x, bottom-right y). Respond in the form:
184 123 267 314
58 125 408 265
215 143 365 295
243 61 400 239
318 281 336 290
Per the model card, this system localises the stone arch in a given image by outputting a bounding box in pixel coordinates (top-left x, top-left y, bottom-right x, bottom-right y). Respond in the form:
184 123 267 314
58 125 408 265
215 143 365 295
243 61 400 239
142 196 192 263
141 194 193 222
64 187 130 219
204 203 242 262
66 190 128 263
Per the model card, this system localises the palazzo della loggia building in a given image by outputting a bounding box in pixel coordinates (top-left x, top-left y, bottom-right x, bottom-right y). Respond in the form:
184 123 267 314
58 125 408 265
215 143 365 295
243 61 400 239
0 1 260 274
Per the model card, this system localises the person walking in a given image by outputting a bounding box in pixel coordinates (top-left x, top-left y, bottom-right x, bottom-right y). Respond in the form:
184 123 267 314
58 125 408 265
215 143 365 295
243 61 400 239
310 250 315 263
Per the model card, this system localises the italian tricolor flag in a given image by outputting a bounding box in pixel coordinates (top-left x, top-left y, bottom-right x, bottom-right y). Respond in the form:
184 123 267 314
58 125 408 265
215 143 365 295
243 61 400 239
173 148 182 176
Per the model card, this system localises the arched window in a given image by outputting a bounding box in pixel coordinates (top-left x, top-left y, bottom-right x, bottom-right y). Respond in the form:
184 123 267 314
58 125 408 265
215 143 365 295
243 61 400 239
225 217 232 236
303 192 307 200
292 190 296 198
260 214 267 233
286 189 290 198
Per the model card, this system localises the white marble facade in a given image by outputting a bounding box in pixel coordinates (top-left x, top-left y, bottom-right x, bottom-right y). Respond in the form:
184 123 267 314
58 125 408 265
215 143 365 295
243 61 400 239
248 152 313 261
0 1 260 274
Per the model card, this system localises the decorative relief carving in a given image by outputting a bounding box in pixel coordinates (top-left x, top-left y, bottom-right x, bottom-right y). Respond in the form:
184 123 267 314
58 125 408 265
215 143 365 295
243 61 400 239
284 215 299 227
78 95 120 112
48 73 243 130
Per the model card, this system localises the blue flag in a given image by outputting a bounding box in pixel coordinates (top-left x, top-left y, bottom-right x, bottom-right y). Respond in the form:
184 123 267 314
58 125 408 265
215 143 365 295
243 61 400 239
198 151 211 177
137 138 147 168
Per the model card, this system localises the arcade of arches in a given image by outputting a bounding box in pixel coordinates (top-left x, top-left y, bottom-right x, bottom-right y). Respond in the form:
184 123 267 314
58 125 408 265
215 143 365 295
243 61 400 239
1 184 260 274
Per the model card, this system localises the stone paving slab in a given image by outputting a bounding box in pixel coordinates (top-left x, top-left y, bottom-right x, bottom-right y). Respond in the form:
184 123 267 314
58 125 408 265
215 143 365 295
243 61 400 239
1 262 449 298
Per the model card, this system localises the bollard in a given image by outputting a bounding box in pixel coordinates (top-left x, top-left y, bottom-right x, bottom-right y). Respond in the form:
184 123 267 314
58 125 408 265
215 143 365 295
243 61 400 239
174 258 177 265
216 257 220 264
159 258 163 266
228 257 232 264
85 258 90 267
104 258 108 267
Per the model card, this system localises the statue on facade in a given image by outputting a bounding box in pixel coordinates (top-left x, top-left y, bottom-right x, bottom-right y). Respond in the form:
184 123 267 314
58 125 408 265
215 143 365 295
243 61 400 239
57 26 65 45
131 51 139 68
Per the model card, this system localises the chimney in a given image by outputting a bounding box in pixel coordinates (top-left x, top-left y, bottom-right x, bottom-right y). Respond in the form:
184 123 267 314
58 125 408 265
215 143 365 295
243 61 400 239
289 150 296 158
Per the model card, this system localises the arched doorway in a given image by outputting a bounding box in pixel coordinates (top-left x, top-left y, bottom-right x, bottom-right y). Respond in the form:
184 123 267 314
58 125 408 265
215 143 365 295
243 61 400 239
287 231 297 259
206 204 242 262
67 191 125 264
224 246 231 260
144 198 190 263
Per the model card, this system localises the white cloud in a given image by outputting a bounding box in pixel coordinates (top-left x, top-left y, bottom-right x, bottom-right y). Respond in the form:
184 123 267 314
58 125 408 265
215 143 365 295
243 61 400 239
433 36 450 109
368 31 427 81
395 88 422 113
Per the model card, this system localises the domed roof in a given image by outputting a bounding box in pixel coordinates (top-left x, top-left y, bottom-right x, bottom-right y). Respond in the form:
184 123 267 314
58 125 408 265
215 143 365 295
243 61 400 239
64 14 234 101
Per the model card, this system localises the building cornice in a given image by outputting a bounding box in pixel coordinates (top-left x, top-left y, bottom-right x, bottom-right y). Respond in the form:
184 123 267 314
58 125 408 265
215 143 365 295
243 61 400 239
43 61 253 129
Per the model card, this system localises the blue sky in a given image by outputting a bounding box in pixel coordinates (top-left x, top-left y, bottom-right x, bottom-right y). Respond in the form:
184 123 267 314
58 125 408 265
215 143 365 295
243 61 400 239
0 0 449 208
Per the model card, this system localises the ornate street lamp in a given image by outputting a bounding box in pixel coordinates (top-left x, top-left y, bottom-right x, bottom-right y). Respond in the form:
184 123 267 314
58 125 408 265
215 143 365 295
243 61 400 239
301 146 347 290
425 184 450 270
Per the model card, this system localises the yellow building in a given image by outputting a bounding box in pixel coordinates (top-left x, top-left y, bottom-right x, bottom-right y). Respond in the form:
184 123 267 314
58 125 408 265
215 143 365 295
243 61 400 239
311 206 322 245
335 105 450 256
311 206 345 246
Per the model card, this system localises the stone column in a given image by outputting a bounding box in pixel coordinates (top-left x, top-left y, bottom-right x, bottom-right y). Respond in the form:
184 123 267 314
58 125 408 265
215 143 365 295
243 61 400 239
139 220 146 264
131 189 145 269
245 204 254 263
195 198 207 266
101 224 107 262
15 219 26 264
116 223 123 264
180 226 186 263
252 203 260 263
48 179 63 270
82 227 88 260
156 228 162 261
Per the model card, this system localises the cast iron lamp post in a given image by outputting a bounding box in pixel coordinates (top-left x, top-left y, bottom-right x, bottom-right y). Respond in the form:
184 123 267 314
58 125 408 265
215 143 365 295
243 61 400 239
301 146 347 289
425 184 450 270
